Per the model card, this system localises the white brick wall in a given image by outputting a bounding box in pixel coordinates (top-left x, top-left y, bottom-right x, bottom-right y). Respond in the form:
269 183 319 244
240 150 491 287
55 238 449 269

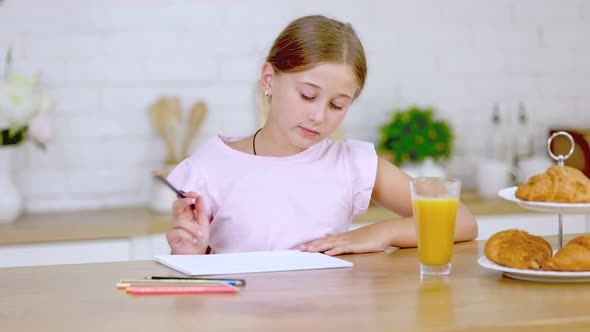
0 0 588 212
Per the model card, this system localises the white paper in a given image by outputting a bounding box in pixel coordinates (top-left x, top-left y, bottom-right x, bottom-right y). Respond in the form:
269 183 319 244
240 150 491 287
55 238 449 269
154 250 353 276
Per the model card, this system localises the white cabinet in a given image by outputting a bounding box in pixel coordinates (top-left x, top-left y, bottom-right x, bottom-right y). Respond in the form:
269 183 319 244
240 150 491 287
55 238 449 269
128 233 171 260
0 235 172 268
475 213 590 240
0 239 131 268
351 213 590 241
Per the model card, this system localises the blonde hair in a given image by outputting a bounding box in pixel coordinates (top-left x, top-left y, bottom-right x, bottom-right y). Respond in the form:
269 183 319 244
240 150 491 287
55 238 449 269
256 15 368 131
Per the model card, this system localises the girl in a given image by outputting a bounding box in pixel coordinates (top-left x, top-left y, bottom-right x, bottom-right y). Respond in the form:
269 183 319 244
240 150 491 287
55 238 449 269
166 15 478 255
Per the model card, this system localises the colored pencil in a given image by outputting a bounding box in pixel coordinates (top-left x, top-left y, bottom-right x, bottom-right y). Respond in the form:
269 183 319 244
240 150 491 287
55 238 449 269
147 276 246 286
126 285 239 295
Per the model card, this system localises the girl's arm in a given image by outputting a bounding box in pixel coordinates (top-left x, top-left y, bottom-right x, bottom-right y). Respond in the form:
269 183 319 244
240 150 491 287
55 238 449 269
298 157 478 255
371 157 478 246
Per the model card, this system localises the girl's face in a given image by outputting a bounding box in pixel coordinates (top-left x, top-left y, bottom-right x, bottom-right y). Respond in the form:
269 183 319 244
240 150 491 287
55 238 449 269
262 62 359 149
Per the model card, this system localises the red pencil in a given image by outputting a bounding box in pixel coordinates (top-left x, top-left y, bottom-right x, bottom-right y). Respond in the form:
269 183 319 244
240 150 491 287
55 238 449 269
126 285 239 295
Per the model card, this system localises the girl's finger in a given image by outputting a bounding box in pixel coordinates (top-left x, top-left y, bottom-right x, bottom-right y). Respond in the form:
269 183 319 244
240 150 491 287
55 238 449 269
168 228 198 246
171 219 200 238
192 196 209 227
324 245 353 256
173 210 193 224
173 199 200 223
173 197 196 212
306 240 341 253
303 235 347 252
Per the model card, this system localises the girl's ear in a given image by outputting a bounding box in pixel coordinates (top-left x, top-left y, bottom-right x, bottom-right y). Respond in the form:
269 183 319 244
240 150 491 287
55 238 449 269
259 62 275 94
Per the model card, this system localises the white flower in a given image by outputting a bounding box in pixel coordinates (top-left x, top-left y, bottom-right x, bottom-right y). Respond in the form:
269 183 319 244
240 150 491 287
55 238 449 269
1 47 54 148
0 74 42 129
0 72 54 148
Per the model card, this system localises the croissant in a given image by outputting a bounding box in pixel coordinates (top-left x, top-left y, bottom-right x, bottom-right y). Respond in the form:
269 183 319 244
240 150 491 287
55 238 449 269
485 229 553 270
515 166 590 203
542 234 590 271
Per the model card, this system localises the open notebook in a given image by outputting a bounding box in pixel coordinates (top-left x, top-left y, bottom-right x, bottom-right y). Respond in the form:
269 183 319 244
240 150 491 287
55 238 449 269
154 250 353 276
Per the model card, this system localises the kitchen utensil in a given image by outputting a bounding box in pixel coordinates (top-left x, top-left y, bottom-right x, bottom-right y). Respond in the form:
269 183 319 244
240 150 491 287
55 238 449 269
182 101 207 157
149 96 182 165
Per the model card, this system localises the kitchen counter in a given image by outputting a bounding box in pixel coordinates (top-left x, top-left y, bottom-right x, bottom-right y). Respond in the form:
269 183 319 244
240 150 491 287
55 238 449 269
0 208 171 245
0 193 530 245
353 192 530 223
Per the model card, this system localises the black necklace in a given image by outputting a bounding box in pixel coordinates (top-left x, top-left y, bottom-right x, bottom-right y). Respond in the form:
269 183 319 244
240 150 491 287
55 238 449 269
252 128 262 155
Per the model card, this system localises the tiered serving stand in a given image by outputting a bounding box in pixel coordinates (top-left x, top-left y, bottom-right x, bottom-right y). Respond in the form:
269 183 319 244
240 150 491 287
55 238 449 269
479 131 590 282
497 131 590 249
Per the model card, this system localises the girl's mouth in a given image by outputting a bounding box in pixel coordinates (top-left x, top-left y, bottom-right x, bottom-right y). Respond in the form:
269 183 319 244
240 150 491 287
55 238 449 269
299 126 319 137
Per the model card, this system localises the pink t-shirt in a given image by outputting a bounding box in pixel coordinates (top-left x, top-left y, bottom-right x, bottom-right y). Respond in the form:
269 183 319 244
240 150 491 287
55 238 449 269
167 135 378 254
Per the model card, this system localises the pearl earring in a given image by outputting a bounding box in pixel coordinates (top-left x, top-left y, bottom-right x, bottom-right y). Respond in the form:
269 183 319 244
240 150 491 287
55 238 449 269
264 90 270 97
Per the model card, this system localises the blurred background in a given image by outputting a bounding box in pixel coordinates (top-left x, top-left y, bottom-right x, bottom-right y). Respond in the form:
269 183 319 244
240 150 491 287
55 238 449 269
1 0 589 214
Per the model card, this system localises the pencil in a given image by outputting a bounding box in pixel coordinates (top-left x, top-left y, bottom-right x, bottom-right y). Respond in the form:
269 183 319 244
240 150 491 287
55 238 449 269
153 175 195 209
119 279 229 286
117 281 232 289
147 276 246 286
126 285 239 295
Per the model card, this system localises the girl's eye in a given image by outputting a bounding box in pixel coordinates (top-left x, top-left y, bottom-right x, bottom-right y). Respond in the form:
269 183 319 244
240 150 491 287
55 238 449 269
299 92 344 110
299 93 315 101
330 103 343 111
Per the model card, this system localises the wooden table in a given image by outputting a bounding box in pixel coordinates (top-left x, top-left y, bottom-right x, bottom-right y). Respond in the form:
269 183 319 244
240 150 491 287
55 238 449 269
2 237 589 332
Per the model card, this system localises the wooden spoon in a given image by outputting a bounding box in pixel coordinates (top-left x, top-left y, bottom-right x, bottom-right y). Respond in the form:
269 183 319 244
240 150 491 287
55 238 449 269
182 101 208 157
149 96 181 165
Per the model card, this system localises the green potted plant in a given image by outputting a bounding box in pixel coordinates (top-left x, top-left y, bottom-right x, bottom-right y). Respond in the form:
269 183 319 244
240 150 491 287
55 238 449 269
377 106 454 176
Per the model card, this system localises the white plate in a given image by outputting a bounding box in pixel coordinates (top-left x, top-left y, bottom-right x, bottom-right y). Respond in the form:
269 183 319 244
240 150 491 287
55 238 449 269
497 187 590 213
478 255 590 283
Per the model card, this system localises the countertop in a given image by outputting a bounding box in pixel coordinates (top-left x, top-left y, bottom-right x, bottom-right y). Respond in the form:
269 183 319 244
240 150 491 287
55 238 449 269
0 193 531 245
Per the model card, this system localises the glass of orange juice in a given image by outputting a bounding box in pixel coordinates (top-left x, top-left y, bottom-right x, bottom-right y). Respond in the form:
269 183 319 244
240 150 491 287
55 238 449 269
410 177 461 276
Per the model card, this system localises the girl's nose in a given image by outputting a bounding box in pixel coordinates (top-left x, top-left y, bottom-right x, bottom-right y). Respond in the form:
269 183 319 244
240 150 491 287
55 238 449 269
307 105 325 123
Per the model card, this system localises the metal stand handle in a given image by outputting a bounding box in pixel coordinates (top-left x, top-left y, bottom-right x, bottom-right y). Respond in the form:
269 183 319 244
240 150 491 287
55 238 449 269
547 131 575 249
547 131 574 166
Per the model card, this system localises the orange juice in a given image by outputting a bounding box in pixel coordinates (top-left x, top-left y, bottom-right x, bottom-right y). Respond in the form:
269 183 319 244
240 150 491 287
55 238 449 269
413 197 458 266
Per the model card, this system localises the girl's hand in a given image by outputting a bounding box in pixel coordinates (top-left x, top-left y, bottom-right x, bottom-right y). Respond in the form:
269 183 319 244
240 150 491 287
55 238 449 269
297 222 393 256
166 192 210 255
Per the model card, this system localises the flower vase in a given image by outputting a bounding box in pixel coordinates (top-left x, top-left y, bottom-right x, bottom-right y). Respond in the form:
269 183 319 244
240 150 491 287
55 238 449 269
0 146 23 223
149 165 177 214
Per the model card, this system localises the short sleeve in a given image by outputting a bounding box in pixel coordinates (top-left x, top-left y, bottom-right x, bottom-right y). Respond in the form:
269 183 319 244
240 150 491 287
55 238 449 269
346 139 378 217
167 158 215 220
